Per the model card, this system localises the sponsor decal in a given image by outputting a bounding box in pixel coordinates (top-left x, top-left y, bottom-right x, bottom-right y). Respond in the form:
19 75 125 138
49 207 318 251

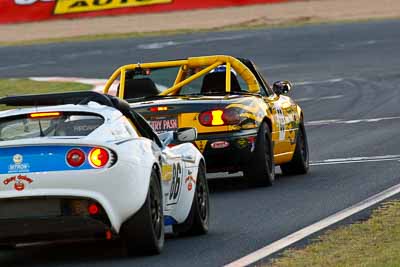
13 154 23 164
210 141 229 149
236 138 249 149
8 154 30 174
74 125 98 132
54 0 172 15
194 140 208 153
185 174 196 191
248 136 256 152
149 117 178 133
3 175 34 191
274 103 286 141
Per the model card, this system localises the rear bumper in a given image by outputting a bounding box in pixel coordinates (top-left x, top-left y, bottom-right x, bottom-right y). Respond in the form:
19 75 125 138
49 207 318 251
0 217 112 245
196 129 258 173
0 197 114 245
0 160 152 235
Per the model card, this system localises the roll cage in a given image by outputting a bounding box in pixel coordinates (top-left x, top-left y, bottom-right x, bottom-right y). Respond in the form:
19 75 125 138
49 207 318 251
102 55 263 99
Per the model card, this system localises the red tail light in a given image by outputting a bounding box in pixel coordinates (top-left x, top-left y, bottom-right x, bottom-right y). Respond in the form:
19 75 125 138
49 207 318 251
222 109 241 125
66 148 86 167
89 147 110 168
88 203 100 215
199 109 241 126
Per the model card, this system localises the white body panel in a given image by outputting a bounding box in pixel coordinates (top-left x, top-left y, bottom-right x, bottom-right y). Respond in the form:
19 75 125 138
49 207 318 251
0 102 204 236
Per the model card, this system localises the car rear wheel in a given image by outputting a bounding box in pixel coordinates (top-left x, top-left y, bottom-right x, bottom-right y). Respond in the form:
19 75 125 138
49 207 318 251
244 122 275 187
121 168 164 255
280 122 309 175
173 163 209 236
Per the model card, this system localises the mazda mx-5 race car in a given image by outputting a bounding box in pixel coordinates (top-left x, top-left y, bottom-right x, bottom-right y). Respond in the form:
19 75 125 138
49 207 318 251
103 55 309 187
0 91 209 255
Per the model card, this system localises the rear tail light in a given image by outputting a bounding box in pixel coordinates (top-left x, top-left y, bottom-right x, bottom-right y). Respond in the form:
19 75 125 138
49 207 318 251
105 230 113 240
199 109 241 126
222 109 241 125
89 147 110 168
66 148 86 167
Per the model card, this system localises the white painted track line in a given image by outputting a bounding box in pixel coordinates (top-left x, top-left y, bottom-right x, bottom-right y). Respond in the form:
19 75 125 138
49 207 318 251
306 116 400 126
310 155 400 166
295 78 344 86
225 182 400 267
295 95 344 103
30 77 118 95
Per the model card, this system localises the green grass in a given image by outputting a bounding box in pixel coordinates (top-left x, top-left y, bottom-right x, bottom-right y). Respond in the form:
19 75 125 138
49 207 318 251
0 79 91 110
2 17 399 47
268 200 400 267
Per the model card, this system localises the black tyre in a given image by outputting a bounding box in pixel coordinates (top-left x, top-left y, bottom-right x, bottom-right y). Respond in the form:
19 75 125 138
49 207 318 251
244 122 275 187
121 168 164 255
173 163 209 236
280 122 309 175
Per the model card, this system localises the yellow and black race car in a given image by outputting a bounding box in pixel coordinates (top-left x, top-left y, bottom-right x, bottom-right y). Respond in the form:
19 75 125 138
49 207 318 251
103 55 309 187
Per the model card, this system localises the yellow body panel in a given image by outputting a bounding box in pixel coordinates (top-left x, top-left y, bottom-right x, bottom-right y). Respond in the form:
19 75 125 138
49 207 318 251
161 164 173 182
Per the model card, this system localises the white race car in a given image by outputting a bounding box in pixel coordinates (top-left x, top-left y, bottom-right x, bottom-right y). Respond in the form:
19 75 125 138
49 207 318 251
0 91 209 255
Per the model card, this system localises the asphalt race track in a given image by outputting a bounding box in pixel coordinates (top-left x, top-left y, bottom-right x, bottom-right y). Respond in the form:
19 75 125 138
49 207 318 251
1 20 400 267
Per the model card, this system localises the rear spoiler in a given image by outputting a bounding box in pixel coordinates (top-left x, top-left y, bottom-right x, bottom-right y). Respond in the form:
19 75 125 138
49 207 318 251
0 91 114 107
0 91 135 119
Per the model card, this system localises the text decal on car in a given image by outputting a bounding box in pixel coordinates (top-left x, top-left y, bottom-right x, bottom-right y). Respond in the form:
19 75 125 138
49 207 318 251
3 175 34 191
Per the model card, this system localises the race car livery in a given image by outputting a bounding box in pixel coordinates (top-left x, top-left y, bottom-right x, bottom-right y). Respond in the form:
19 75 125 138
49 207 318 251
103 55 309 187
0 91 209 255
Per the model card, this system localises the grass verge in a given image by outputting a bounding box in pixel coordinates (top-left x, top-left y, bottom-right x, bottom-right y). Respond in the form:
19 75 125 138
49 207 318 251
0 79 91 110
268 200 400 267
1 17 399 47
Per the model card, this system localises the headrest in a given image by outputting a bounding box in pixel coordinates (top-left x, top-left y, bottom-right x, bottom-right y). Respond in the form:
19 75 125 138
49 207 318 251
120 78 159 99
200 72 241 94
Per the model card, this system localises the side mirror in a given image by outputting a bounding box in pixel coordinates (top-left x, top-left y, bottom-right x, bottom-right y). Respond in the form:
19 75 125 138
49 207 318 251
174 127 197 142
273 81 292 95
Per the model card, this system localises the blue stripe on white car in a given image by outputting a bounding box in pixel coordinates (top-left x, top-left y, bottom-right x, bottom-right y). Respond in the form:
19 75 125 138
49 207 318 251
0 145 99 174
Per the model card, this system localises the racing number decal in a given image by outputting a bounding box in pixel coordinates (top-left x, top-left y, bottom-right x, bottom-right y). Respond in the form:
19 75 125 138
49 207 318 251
168 163 182 205
274 104 286 141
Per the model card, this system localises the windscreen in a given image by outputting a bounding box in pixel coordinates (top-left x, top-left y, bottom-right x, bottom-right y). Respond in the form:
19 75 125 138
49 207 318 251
0 112 104 141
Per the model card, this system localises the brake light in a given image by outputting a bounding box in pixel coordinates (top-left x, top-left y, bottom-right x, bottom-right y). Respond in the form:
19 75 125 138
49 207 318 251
88 203 100 215
149 106 168 112
89 147 109 168
66 148 86 167
199 109 241 126
29 112 61 119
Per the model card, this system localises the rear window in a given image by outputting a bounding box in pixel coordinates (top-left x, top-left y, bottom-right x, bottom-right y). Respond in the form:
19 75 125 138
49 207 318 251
0 112 104 141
